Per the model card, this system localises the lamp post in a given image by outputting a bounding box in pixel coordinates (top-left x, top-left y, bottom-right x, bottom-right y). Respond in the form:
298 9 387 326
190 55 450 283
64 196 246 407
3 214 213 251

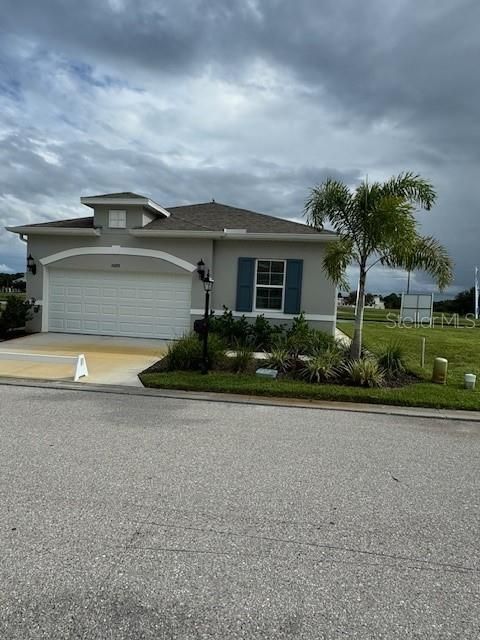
196 260 214 375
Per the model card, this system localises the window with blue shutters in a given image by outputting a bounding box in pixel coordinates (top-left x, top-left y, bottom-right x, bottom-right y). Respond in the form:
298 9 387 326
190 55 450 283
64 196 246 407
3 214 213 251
237 257 303 314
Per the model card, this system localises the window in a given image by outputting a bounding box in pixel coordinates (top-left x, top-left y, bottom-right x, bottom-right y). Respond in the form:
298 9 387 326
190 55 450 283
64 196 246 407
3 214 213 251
108 210 126 228
255 259 285 311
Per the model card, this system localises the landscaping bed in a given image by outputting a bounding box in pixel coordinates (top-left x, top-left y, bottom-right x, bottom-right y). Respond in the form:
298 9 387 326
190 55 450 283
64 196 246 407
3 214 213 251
139 370 480 410
139 309 480 411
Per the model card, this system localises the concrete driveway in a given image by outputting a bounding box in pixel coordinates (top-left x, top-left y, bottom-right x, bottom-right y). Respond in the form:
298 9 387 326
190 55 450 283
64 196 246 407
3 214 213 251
0 333 166 386
1 384 478 639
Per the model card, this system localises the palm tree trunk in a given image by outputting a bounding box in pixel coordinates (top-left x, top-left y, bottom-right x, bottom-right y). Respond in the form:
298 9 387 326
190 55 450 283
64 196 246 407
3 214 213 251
350 266 366 359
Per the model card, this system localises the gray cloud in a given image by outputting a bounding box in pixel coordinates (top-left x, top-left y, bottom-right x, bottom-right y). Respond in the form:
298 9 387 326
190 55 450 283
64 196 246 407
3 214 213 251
0 0 477 294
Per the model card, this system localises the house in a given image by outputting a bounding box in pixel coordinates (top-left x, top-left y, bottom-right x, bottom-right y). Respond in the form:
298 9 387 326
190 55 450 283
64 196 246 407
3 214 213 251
7 193 338 340
367 295 385 310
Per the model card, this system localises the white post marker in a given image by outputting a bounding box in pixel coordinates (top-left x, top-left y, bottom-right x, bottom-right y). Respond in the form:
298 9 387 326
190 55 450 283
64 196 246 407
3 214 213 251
0 352 88 382
420 337 426 368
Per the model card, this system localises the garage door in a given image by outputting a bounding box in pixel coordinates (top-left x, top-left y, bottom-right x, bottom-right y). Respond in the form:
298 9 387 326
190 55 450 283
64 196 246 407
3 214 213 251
48 269 192 339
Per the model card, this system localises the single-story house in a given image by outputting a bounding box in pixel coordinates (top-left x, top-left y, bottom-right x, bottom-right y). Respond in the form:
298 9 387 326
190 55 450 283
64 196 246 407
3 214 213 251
7 192 338 339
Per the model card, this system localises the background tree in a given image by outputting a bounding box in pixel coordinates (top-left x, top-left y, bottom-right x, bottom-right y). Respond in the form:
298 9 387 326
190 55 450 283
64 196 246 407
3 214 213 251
305 172 453 358
434 287 477 316
382 292 401 309
344 291 357 306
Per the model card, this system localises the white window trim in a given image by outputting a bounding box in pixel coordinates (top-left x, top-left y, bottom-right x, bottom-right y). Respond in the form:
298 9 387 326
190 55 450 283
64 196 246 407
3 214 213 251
253 258 286 312
108 210 127 229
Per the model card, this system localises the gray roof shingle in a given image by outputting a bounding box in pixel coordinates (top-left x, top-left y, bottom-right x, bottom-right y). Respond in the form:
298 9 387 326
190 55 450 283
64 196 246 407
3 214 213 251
11 201 333 235
155 202 327 235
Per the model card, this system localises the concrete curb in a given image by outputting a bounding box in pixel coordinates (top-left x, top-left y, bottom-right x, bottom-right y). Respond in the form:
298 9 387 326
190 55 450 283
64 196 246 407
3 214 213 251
1 376 480 424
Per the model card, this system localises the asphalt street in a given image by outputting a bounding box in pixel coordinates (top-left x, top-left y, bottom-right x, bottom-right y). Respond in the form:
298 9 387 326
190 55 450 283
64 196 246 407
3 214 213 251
0 385 478 639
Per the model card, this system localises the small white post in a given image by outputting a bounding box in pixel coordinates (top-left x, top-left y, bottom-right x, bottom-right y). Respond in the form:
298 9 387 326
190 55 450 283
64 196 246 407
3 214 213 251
74 354 89 381
420 337 426 368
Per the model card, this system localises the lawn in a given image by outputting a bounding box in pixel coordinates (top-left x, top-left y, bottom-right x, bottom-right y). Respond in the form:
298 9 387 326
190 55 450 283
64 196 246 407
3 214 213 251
141 323 480 410
0 293 25 302
337 306 479 326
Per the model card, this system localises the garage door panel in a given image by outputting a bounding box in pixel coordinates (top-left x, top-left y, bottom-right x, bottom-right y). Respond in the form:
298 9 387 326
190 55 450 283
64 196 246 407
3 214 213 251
65 319 82 330
48 269 191 339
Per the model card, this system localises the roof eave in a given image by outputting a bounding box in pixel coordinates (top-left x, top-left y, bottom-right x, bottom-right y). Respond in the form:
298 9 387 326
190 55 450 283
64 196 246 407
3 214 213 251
80 196 170 217
6 226 100 237
130 229 337 241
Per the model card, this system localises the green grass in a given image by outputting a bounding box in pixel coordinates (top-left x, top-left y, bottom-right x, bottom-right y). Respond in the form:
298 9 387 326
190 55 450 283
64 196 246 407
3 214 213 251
0 293 25 302
140 323 480 411
139 370 480 410
337 307 480 326
337 307 395 322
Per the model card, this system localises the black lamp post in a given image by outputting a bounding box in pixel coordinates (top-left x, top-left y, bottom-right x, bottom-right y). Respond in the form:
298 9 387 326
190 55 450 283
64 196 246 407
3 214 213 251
196 259 214 375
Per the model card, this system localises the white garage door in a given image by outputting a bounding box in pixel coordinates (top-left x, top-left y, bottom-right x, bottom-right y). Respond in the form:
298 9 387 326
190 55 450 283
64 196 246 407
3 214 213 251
48 269 192 339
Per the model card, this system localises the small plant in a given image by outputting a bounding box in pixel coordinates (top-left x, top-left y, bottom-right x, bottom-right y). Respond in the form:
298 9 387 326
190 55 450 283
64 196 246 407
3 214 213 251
378 340 406 376
264 345 293 374
209 307 250 346
230 342 255 373
300 346 344 383
0 296 33 338
303 329 338 355
249 314 285 351
287 312 310 339
166 334 226 371
340 358 385 388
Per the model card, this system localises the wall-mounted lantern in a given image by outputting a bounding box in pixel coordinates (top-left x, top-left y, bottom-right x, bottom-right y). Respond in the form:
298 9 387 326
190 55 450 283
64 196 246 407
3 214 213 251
26 254 37 275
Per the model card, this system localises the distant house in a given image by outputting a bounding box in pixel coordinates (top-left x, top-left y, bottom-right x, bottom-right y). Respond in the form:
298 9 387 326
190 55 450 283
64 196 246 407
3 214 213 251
7 192 339 339
368 295 385 310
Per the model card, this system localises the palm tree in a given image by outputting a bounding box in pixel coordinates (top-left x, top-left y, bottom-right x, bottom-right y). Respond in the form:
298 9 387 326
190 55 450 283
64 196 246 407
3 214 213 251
305 172 453 359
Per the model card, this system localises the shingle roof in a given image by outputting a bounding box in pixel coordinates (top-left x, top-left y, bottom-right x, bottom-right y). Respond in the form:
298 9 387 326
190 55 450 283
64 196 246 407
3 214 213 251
10 201 334 235
19 216 95 228
151 202 328 235
82 191 145 199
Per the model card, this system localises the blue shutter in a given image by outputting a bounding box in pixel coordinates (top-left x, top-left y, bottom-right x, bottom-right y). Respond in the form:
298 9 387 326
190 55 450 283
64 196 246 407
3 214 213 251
236 257 255 312
284 259 303 314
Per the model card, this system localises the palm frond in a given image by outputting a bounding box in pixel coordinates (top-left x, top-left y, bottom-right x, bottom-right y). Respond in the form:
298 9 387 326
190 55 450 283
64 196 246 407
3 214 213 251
387 235 454 290
304 179 355 234
380 171 436 210
322 237 354 288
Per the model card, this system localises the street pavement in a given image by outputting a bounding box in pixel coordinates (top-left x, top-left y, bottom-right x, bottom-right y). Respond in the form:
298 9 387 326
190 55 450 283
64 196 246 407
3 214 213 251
0 385 478 639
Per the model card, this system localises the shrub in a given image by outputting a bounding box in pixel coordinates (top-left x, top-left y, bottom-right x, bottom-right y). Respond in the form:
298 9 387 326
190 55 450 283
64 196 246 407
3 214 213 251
378 340 406 376
250 314 285 351
264 345 293 374
165 334 226 371
303 329 338 356
0 296 33 338
300 346 344 383
210 307 285 350
209 307 250 346
230 342 255 373
286 312 310 340
340 358 385 388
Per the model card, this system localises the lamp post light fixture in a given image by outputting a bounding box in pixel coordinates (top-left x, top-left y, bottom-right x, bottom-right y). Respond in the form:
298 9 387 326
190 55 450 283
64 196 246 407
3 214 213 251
196 259 214 375
26 254 37 275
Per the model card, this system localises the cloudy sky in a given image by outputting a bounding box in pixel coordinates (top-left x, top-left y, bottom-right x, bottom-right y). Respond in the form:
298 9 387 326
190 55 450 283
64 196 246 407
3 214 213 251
0 0 478 295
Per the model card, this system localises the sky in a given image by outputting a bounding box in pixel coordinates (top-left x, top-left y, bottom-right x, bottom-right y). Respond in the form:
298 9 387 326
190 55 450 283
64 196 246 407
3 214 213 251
0 0 478 296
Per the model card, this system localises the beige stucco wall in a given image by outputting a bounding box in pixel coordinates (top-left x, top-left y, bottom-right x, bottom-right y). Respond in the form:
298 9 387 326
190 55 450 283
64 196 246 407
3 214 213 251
211 239 336 317
24 228 336 335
